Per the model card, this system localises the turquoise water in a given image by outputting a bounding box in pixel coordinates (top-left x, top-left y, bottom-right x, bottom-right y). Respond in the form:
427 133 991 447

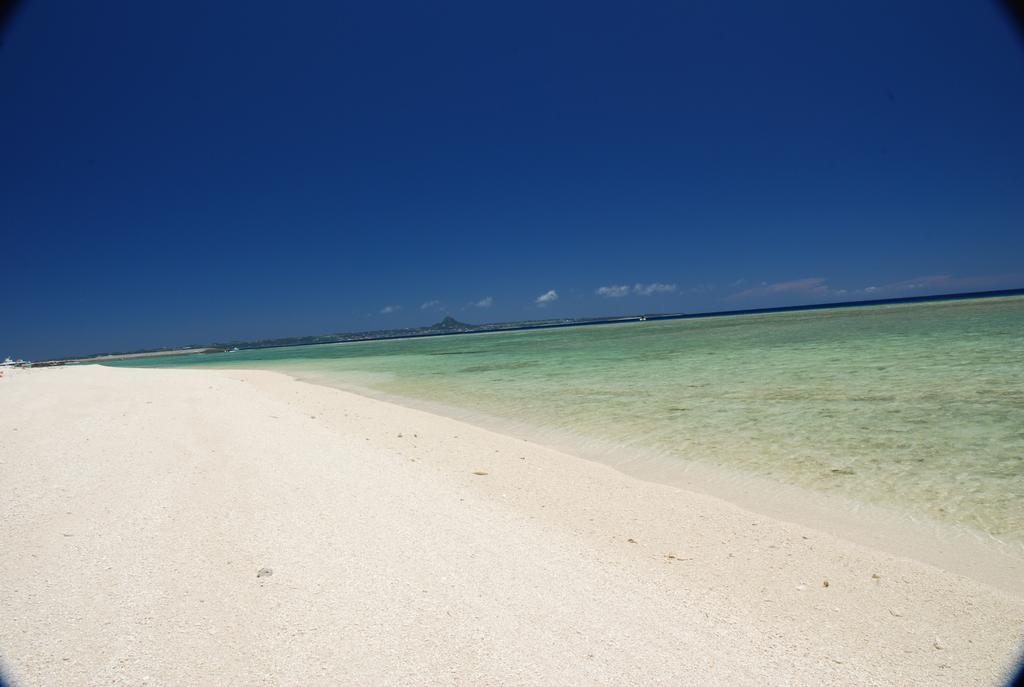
111 296 1024 543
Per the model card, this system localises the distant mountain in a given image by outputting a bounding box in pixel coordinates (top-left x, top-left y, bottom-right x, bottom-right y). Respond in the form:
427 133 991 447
433 316 473 331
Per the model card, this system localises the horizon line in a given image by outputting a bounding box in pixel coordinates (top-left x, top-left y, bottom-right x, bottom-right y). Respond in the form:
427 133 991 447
40 285 1023 363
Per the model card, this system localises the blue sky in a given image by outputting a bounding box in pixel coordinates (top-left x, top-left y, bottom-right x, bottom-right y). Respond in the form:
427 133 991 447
2 1 1023 359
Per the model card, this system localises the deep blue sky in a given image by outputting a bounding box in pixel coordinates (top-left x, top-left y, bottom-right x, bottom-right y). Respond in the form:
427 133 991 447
3 1 1023 359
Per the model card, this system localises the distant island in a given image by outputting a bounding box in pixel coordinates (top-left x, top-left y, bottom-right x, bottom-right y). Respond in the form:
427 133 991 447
207 313 650 351
38 313 646 365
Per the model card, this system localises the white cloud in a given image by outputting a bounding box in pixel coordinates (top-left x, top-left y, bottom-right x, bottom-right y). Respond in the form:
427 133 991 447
865 275 950 293
730 277 830 301
596 285 631 298
473 296 494 308
633 282 677 296
535 289 558 306
728 273 1024 303
380 305 401 314
851 274 1021 296
420 300 442 311
596 283 677 297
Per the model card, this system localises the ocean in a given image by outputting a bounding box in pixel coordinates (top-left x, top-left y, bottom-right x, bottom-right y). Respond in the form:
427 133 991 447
110 295 1024 546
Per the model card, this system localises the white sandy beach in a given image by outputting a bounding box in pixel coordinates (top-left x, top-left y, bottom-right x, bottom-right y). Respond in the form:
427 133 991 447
0 364 1022 686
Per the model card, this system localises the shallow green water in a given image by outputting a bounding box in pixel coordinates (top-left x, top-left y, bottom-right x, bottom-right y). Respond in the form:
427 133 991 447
112 296 1024 542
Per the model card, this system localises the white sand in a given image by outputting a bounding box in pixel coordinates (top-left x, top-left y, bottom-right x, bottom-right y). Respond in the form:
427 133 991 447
0 365 1021 686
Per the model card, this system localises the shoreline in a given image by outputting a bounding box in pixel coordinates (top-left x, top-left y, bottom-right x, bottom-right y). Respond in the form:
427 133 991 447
51 347 225 365
2 365 1022 685
267 365 1024 596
